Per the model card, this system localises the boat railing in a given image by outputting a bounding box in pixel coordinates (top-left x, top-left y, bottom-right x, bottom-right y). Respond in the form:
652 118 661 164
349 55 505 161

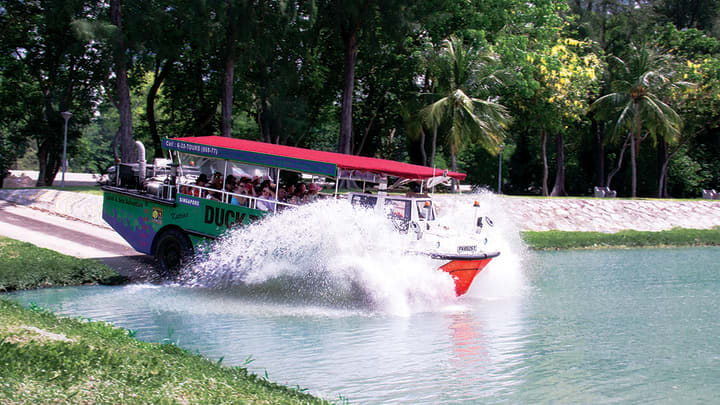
178 182 294 213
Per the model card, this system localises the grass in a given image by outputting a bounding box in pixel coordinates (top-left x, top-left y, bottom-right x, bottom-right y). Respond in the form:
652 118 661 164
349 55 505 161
522 227 720 250
0 236 333 404
0 236 125 292
0 299 331 404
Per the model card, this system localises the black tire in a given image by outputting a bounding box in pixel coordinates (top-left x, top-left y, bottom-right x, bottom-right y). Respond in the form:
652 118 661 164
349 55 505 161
154 228 193 278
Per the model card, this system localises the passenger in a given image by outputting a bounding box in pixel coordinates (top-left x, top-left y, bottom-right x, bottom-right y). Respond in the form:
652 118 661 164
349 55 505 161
182 173 206 196
207 171 224 200
223 175 237 203
277 187 288 203
307 183 322 202
230 182 247 206
210 172 223 189
240 176 255 197
256 186 277 211
191 174 209 198
295 183 308 204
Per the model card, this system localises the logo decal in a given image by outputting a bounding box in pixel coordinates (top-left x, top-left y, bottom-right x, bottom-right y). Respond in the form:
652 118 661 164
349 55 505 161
151 207 163 224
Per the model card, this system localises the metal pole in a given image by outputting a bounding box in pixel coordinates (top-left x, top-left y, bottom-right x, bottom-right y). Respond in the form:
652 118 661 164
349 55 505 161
60 111 72 187
498 144 504 194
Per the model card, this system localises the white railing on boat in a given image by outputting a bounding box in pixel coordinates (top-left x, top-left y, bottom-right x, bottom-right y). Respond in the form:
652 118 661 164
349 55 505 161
177 182 295 213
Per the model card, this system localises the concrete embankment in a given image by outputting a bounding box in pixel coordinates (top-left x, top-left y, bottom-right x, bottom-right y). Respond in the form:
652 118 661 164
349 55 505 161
1 188 719 233
501 197 720 233
0 189 154 278
0 188 106 228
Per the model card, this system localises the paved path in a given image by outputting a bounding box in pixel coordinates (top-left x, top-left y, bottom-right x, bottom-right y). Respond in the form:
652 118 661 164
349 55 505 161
0 199 156 280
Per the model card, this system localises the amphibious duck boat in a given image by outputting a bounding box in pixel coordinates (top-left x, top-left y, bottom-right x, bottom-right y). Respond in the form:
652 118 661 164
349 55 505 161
102 136 499 296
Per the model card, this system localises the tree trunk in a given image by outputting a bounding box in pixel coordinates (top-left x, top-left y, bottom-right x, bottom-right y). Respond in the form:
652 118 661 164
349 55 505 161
656 138 668 198
419 127 427 166
338 24 359 155
147 59 172 158
36 138 62 186
221 0 236 138
355 107 378 155
429 122 438 168
259 97 273 143
550 133 567 196
658 157 670 199
110 0 134 163
541 129 549 196
450 150 457 193
607 132 632 190
631 111 640 197
592 118 605 187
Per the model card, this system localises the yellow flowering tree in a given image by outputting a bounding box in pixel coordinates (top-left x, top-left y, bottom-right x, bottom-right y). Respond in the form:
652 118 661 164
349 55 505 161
531 38 603 195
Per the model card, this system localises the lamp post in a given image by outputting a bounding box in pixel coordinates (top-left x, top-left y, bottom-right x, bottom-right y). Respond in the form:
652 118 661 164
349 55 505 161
498 144 504 194
60 111 72 187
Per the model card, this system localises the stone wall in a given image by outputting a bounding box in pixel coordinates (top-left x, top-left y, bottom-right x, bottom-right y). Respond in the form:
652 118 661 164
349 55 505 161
502 197 720 233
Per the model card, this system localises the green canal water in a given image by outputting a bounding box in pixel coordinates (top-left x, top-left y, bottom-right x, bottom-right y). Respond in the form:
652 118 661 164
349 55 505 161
6 247 720 404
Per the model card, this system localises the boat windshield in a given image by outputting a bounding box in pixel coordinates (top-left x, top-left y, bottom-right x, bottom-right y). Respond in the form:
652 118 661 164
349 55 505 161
384 198 411 220
350 194 378 209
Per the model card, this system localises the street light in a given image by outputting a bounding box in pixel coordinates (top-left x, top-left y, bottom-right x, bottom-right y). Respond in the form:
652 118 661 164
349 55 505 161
498 144 504 194
60 111 72 187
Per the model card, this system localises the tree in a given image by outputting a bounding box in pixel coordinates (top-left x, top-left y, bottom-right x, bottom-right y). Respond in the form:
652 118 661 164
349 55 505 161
109 0 135 163
420 36 510 185
0 0 108 185
317 0 411 155
590 44 688 197
535 39 602 196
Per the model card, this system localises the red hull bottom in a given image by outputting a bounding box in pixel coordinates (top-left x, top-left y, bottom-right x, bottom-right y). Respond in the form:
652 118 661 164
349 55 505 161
439 258 494 296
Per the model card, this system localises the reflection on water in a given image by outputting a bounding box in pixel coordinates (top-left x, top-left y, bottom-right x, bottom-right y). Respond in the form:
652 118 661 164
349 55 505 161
5 244 720 403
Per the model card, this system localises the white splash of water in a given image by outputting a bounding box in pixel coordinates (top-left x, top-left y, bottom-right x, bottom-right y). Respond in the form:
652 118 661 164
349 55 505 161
182 193 527 315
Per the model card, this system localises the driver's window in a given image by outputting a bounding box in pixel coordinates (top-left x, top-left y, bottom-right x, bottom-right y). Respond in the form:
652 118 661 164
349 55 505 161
416 201 435 221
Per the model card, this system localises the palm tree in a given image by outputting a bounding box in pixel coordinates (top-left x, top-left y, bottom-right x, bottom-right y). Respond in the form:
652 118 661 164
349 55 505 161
589 44 688 197
420 36 509 185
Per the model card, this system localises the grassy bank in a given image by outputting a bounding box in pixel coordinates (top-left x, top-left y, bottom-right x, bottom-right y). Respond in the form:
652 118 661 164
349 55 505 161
0 236 125 292
522 227 720 250
0 237 331 403
0 299 330 404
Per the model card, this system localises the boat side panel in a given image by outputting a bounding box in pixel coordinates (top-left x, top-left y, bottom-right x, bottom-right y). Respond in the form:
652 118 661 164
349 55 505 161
102 190 266 255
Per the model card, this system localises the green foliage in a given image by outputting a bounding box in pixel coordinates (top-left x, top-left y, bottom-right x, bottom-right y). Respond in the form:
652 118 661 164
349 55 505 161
0 0 719 197
0 236 124 292
419 36 510 173
523 227 720 249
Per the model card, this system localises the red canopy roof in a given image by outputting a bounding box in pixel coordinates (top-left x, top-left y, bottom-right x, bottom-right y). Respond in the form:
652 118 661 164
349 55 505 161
168 136 466 180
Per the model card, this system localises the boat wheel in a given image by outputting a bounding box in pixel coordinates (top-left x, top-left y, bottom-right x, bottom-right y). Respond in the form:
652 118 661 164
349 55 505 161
155 228 193 279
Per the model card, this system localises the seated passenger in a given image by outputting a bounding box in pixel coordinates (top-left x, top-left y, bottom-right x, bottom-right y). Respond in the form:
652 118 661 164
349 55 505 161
294 183 308 204
207 172 224 200
184 174 208 197
307 183 322 202
230 182 247 206
223 175 236 203
256 186 277 212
